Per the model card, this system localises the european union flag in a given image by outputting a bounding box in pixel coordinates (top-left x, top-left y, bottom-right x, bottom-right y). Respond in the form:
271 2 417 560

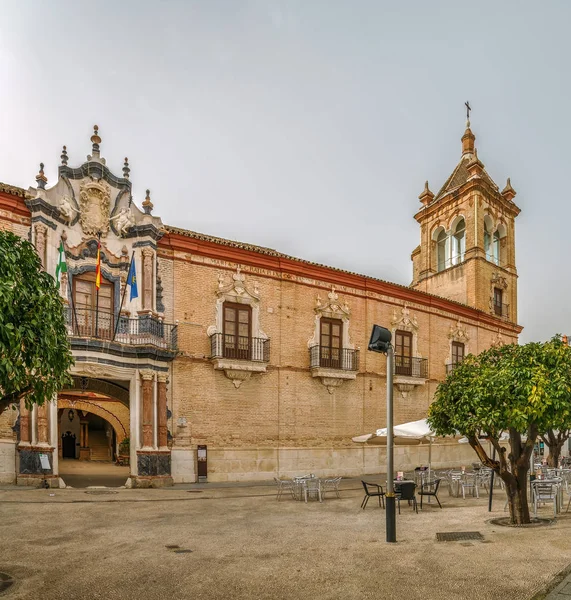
127 257 138 301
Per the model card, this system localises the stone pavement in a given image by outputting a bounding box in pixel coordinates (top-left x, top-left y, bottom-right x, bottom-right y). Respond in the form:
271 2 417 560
2 478 571 599
543 567 571 599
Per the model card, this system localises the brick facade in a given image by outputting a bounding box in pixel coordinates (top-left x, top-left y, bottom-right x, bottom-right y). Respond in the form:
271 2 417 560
0 123 522 483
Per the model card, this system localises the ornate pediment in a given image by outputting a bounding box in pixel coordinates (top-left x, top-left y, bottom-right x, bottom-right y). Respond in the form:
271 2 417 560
491 272 508 290
216 266 260 302
448 320 469 343
315 287 350 319
79 181 111 236
391 304 418 332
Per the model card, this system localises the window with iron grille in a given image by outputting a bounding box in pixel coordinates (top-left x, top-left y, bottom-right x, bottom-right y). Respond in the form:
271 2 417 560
222 302 252 360
319 317 343 368
394 330 413 376
451 341 465 365
493 287 503 316
72 272 114 339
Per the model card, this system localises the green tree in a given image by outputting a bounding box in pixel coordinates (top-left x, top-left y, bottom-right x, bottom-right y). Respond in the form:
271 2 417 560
0 230 73 416
428 338 571 525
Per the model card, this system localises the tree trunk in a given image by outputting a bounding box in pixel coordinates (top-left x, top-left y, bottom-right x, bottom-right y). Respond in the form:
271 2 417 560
503 468 530 524
546 443 564 467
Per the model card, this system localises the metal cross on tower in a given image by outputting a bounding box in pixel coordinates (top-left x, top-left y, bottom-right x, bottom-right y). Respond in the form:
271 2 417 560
465 101 471 120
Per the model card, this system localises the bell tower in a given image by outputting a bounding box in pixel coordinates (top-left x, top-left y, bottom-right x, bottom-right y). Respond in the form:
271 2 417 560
410 116 521 323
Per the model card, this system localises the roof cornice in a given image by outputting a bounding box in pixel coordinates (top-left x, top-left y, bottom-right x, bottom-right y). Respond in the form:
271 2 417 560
160 227 522 335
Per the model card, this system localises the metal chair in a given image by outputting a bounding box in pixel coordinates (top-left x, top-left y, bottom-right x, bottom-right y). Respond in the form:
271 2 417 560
460 472 479 499
360 481 385 509
533 482 557 518
322 476 342 499
395 481 418 514
303 477 322 503
274 477 294 501
419 478 442 509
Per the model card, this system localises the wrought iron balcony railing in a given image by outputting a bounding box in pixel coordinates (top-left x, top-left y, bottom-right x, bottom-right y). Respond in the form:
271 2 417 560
309 345 360 371
65 307 178 351
493 302 509 319
210 333 270 362
394 356 428 378
446 362 462 374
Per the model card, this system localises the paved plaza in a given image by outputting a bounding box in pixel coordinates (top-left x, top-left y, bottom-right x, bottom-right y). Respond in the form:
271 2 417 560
1 479 571 599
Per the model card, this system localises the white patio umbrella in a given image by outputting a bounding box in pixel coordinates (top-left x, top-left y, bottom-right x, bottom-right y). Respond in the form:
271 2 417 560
352 418 440 477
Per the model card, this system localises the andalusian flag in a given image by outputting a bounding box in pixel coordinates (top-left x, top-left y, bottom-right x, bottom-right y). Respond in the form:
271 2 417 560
55 240 67 288
95 239 101 289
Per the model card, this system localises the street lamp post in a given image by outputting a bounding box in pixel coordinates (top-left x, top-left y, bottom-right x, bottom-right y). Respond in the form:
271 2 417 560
368 325 396 543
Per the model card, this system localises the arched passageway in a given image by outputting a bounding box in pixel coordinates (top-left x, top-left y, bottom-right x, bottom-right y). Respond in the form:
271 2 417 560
57 396 130 488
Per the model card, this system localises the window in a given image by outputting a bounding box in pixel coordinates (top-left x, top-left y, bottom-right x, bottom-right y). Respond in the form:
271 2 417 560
493 288 503 316
437 229 447 272
72 272 114 338
451 341 465 365
493 231 501 265
451 219 465 265
319 317 343 368
484 221 492 262
394 330 413 376
222 302 251 360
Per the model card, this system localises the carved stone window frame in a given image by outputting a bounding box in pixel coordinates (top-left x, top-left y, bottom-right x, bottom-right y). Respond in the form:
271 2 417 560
446 320 470 365
489 272 508 315
391 304 425 397
207 267 268 388
307 287 357 394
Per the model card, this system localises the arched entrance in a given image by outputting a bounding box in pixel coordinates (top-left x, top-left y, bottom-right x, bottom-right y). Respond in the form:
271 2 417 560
57 393 130 488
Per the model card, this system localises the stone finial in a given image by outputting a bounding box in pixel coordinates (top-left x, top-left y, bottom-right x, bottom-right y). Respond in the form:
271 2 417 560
123 157 130 179
35 163 47 189
461 123 475 156
60 145 68 166
91 125 101 152
418 180 434 206
467 148 484 177
142 189 154 214
501 177 516 201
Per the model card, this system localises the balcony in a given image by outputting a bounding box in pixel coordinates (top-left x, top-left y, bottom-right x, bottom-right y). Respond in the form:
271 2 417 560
393 356 428 397
65 307 178 354
209 333 270 388
309 345 359 394
446 361 464 375
493 302 509 320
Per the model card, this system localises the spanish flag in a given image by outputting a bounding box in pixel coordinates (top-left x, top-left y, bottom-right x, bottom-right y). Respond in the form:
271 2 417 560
95 239 101 289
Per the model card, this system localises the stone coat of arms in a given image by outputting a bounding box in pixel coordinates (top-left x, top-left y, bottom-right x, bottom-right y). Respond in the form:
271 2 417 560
79 181 111 236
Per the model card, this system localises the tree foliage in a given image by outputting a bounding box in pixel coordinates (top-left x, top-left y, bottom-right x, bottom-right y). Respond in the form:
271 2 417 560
427 338 571 524
0 230 73 415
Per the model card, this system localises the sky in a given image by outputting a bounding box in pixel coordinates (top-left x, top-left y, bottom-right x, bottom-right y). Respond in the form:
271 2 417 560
0 0 569 343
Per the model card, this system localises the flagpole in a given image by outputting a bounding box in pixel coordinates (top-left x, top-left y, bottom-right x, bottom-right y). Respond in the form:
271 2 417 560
113 251 135 342
95 233 100 338
60 236 79 335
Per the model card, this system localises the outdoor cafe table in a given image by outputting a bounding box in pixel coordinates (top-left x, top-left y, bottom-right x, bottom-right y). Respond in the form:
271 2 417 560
292 476 323 502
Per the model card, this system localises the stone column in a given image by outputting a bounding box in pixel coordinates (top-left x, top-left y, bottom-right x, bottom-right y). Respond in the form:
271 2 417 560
19 399 30 446
142 248 154 312
141 370 155 449
157 373 169 450
34 223 48 270
37 404 49 446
